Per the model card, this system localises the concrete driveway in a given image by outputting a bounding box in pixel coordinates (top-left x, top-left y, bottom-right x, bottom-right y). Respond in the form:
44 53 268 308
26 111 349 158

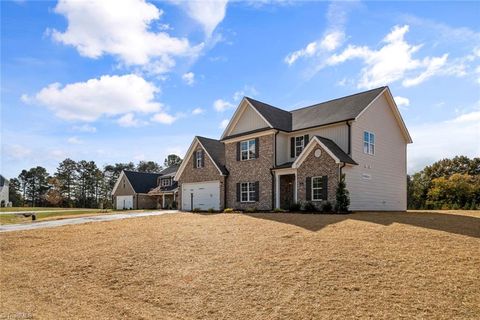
0 210 178 233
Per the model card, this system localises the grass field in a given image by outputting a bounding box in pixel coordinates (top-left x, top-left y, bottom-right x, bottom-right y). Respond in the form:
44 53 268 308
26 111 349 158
0 209 112 225
0 207 95 212
1 210 479 319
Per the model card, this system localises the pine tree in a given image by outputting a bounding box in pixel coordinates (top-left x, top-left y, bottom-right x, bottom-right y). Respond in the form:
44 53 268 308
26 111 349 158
335 174 350 213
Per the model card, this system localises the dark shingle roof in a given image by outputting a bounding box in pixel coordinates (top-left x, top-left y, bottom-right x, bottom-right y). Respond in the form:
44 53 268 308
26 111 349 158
123 171 162 193
291 87 386 130
245 97 292 131
242 87 386 132
197 136 228 175
159 164 179 177
315 136 357 165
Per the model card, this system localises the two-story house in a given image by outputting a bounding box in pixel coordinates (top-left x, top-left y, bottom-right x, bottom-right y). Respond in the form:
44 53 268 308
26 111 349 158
174 86 412 211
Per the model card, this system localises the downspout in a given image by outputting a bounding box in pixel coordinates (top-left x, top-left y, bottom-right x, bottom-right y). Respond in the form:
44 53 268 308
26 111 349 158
346 121 352 155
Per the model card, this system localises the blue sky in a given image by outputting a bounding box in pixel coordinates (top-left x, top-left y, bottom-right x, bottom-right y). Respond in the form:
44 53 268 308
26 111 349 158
1 0 479 179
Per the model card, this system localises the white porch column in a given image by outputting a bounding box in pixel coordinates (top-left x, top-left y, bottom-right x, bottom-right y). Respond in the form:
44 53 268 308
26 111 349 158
275 172 280 209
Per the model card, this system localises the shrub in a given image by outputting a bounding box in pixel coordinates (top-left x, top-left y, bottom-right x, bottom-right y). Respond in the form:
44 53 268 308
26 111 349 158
303 201 317 212
273 207 286 213
335 174 350 213
223 208 234 213
321 201 333 213
192 207 201 213
288 202 302 212
171 201 177 209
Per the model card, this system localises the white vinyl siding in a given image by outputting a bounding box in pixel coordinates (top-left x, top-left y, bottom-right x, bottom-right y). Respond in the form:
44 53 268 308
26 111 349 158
230 103 270 135
281 123 349 164
344 93 407 211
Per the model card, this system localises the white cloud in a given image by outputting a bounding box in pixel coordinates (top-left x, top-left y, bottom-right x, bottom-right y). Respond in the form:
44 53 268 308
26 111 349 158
50 0 200 73
325 25 454 89
214 99 234 112
4 144 32 159
67 136 83 144
26 74 162 122
72 124 97 133
117 113 147 127
233 85 258 101
394 96 410 108
284 1 357 65
219 119 230 129
182 72 195 85
192 107 204 115
174 0 228 37
151 112 177 124
408 110 480 173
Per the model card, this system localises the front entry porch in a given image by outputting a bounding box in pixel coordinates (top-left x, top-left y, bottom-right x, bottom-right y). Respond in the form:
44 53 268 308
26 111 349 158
274 169 297 210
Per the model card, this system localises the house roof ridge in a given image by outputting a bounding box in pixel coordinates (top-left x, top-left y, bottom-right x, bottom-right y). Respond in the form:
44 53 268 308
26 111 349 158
290 86 387 113
244 96 292 115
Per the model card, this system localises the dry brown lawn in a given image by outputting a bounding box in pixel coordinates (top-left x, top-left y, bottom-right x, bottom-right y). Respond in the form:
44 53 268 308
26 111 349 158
1 210 479 319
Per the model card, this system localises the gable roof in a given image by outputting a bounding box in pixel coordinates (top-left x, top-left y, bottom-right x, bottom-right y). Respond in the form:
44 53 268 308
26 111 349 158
123 171 162 193
291 86 386 130
159 164 179 177
196 136 228 175
174 136 228 181
225 87 396 135
244 97 292 131
293 135 357 168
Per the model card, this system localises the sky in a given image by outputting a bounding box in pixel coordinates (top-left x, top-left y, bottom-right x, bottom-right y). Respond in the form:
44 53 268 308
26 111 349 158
1 0 479 180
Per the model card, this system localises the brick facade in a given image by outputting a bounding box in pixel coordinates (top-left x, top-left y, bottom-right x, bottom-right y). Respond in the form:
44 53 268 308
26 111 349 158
296 143 339 209
225 134 275 210
178 144 226 210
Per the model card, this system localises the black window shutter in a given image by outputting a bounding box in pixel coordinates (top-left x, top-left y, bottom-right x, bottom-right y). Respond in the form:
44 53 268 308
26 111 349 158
290 137 295 158
304 134 309 145
236 142 240 161
255 138 259 159
254 181 259 201
201 150 205 167
236 183 241 202
322 176 328 200
193 151 197 168
306 177 311 201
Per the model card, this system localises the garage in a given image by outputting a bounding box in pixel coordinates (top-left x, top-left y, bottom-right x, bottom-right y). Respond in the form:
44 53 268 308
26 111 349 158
182 181 220 211
116 195 133 210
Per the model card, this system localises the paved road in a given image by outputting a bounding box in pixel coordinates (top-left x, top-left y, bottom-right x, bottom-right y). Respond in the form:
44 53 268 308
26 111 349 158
0 209 97 215
0 210 177 233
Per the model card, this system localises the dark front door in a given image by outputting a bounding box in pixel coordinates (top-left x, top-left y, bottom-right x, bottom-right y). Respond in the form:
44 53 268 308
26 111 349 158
279 174 295 210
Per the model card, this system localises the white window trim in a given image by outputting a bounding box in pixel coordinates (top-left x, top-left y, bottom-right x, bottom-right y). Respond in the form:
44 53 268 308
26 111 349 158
295 136 305 157
240 182 256 202
311 176 323 201
363 131 375 155
161 178 171 187
240 139 256 161
196 150 203 168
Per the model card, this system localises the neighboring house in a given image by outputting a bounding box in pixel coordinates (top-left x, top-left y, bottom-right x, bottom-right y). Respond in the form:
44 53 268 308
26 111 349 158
0 175 9 207
112 166 179 210
175 86 412 211
148 165 180 209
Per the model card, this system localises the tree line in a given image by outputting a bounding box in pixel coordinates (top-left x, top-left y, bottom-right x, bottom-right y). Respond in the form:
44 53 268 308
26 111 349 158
407 156 480 210
7 155 182 208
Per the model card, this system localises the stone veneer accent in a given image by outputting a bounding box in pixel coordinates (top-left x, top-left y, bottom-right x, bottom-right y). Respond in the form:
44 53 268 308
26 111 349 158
177 144 226 210
225 134 274 210
296 142 339 208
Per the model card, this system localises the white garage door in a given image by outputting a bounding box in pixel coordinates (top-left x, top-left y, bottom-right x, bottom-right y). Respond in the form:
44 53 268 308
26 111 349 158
182 181 220 211
116 195 133 210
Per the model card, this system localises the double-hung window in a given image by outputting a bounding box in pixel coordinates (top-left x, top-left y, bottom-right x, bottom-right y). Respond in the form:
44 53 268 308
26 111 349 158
196 150 203 168
295 136 305 157
311 177 324 201
363 131 375 155
240 182 256 202
240 139 256 161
